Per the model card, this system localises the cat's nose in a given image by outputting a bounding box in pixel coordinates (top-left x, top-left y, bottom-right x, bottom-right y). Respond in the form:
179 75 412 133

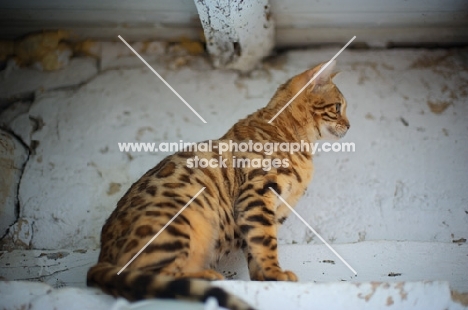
345 123 350 129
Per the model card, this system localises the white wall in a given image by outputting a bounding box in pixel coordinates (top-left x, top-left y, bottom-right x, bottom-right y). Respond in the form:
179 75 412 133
1 0 467 45
270 0 468 46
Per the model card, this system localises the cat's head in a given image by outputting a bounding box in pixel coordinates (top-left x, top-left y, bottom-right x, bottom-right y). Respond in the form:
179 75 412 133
286 61 350 141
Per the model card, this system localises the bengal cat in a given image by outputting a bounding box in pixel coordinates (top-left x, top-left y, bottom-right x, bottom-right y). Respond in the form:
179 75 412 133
87 61 350 309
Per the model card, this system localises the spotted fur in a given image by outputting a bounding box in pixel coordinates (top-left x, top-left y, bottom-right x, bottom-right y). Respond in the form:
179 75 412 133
87 61 350 309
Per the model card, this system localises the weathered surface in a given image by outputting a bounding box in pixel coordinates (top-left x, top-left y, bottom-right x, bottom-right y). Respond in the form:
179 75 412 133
2 280 465 310
0 101 35 147
195 0 274 71
0 249 99 287
1 217 33 250
75 41 168 71
0 129 28 238
1 245 467 309
0 57 97 101
2 48 466 307
16 65 241 250
0 101 31 128
1 241 467 292
13 48 468 251
0 281 116 310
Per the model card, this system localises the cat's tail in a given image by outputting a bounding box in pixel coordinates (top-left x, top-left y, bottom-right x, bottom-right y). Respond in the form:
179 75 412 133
87 262 255 310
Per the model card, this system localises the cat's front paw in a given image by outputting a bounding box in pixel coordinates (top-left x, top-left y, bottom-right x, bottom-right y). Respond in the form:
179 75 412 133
263 269 298 282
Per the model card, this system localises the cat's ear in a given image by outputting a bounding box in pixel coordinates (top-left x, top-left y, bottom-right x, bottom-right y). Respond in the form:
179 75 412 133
305 60 336 86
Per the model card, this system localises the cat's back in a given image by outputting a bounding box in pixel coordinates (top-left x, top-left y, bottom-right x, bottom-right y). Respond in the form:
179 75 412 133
97 145 237 263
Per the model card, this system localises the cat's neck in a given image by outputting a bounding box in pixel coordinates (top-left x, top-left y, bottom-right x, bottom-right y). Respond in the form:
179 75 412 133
258 105 319 144
235 106 318 144
221 92 320 144
263 89 320 143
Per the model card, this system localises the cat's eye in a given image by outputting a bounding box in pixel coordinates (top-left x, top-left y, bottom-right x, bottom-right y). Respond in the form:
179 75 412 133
335 103 341 113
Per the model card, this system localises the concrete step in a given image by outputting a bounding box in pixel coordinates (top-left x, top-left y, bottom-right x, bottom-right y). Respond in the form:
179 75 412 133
1 241 466 292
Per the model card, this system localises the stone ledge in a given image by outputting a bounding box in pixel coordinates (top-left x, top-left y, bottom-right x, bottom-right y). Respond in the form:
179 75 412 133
1 241 466 292
0 280 466 310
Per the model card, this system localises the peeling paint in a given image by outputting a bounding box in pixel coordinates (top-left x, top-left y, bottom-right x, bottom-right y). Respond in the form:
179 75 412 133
386 295 394 306
194 0 274 72
395 282 409 301
106 183 121 196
